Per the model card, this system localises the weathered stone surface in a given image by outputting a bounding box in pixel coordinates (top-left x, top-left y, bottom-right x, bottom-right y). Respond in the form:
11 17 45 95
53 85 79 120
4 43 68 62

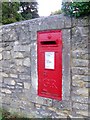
72 50 88 59
73 88 88 96
17 82 23 86
0 72 8 77
72 95 88 104
62 29 71 101
75 16 90 26
85 82 90 88
72 67 88 75
0 48 3 52
2 27 18 42
72 75 89 82
73 102 88 110
52 100 72 110
3 51 11 59
10 74 18 78
15 59 23 66
24 82 31 89
10 80 16 85
76 110 88 116
72 59 88 67
3 78 16 86
23 58 30 67
0 53 2 60
76 27 89 36
17 66 24 72
14 52 24 58
1 89 12 94
72 80 85 87
14 44 30 52
31 42 38 94
19 74 30 80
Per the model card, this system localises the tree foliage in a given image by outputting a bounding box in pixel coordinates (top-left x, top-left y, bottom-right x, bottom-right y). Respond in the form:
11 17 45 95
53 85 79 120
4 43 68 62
2 0 39 25
62 1 90 17
20 2 39 20
2 2 23 24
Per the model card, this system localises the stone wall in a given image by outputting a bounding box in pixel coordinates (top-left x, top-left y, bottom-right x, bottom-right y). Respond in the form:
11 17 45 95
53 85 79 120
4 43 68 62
0 14 89 118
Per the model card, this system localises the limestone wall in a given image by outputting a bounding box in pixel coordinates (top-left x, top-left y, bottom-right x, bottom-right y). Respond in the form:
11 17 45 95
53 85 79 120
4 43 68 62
0 14 89 118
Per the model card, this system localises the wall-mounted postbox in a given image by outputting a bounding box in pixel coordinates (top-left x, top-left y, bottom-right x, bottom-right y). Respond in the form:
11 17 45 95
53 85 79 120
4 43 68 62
37 30 62 100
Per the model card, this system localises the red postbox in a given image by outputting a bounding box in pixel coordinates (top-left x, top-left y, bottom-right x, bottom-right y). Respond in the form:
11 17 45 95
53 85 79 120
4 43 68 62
37 30 62 100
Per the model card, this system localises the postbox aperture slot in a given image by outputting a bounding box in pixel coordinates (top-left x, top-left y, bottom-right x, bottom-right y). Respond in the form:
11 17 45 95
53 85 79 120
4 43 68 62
41 41 56 45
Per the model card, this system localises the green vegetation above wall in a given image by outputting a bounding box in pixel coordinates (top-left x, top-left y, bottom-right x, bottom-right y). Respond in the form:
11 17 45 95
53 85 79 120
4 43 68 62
62 2 90 17
2 2 23 25
2 0 39 25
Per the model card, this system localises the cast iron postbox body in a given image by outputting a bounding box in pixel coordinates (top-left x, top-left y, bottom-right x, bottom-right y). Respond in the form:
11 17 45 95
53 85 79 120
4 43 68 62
37 30 62 100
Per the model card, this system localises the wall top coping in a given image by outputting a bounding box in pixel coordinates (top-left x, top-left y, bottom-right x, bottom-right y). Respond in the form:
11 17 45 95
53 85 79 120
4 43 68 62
1 14 67 27
0 14 89 30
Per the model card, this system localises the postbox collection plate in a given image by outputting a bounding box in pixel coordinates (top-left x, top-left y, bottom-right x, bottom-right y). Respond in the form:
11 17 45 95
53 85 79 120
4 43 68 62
37 30 62 100
45 52 55 69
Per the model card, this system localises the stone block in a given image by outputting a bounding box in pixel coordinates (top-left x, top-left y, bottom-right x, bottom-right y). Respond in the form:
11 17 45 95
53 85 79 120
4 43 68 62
15 85 23 91
85 82 90 88
72 75 89 82
17 66 24 72
14 52 24 59
24 82 31 89
52 100 72 110
72 67 88 75
19 74 30 80
17 82 23 86
0 53 2 60
72 26 88 49
72 59 88 67
72 50 88 59
3 51 11 60
15 23 31 44
73 102 88 111
23 58 30 67
73 88 88 97
0 48 3 52
72 95 88 104
72 80 85 88
77 27 89 36
10 74 18 78
0 72 8 77
3 78 16 86
2 28 18 42
14 45 30 52
15 59 23 66
2 60 10 68
76 110 88 116
77 16 90 27
1 89 12 94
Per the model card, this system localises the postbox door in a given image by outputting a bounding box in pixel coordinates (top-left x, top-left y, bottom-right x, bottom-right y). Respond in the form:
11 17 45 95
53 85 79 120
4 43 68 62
37 30 62 100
